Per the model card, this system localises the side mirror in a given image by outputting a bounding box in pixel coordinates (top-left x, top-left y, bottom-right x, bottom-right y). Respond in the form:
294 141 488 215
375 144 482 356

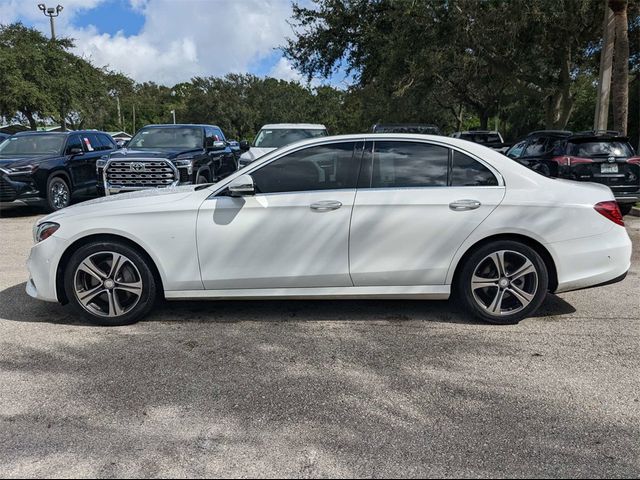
239 140 250 152
228 174 255 196
213 140 226 150
68 146 83 156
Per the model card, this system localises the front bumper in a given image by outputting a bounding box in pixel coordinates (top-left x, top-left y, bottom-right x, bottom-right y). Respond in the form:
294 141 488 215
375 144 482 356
26 234 69 303
0 173 40 202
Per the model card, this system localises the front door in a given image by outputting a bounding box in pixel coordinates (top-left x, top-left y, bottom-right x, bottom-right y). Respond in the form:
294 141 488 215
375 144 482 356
349 140 505 286
196 141 363 289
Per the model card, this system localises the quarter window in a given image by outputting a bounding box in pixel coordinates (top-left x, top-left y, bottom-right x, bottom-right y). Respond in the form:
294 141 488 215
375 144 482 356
451 151 498 186
370 141 448 188
251 142 359 194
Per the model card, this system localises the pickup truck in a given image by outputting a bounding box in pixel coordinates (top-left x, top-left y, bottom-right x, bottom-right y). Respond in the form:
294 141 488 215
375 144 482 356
98 124 240 195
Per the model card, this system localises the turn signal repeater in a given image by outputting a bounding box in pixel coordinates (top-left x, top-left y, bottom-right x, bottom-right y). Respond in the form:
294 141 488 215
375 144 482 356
33 222 60 243
594 201 624 227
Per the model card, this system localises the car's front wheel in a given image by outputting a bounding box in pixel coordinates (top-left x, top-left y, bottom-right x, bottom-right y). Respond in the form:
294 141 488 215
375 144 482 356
64 241 157 326
46 176 71 212
457 241 549 324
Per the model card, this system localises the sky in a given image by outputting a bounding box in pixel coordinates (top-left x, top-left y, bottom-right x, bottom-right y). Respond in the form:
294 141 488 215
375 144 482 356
0 0 340 86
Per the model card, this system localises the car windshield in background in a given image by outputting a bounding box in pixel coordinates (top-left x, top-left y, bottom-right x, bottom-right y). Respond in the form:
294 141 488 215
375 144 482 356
128 127 203 149
460 133 501 144
253 129 327 149
0 135 65 156
567 141 633 158
374 126 440 134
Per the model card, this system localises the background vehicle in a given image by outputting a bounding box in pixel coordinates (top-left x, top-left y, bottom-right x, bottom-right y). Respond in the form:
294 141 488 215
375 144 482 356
0 130 116 211
451 130 510 153
98 124 239 195
28 134 631 326
506 130 640 215
0 132 9 142
237 123 328 168
372 123 442 135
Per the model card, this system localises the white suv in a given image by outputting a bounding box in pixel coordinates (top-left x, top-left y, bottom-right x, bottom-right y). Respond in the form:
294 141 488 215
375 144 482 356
238 123 327 168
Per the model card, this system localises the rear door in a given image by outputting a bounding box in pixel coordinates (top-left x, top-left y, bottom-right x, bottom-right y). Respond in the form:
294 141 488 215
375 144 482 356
349 140 505 286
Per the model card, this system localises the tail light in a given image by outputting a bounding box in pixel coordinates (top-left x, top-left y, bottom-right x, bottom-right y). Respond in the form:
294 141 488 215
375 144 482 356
594 201 624 226
551 156 593 166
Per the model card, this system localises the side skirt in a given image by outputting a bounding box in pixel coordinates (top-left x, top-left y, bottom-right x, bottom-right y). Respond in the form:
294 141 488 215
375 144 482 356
164 285 451 301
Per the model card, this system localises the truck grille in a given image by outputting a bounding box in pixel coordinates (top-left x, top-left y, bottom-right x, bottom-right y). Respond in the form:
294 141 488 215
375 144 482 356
105 160 177 188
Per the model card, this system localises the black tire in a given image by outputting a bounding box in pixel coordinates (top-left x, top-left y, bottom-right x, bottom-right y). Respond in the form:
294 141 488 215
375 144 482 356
456 240 549 324
619 203 633 216
45 176 71 212
64 241 157 326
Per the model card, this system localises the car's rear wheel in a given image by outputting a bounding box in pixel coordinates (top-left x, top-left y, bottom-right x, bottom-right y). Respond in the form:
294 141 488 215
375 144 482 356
45 176 71 212
64 241 157 326
457 241 549 324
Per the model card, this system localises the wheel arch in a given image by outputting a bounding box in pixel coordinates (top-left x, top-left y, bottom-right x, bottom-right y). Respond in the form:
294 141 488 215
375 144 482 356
55 233 165 304
450 233 559 293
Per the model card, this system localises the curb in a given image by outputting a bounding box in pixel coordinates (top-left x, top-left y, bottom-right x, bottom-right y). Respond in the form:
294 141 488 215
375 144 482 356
631 206 640 217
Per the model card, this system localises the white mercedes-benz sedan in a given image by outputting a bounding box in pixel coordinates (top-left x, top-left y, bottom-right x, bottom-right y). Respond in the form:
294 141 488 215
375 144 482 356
26 134 632 326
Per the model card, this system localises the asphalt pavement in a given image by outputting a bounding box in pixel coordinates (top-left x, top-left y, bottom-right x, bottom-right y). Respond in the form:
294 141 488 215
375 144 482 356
0 201 638 478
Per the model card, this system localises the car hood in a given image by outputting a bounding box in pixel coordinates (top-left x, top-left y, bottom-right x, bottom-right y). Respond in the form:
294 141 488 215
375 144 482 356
109 147 202 160
0 154 57 169
40 184 206 224
240 147 276 162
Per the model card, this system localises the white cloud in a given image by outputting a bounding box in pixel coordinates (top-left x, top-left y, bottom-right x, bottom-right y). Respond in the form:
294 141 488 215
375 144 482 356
268 57 304 82
1 0 305 85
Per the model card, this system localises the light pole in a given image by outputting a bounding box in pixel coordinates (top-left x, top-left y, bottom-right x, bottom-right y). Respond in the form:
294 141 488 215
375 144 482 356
170 110 176 124
38 4 64 40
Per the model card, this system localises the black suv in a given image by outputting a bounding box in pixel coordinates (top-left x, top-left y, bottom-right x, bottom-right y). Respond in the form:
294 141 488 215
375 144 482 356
506 130 640 215
0 130 117 211
98 124 240 195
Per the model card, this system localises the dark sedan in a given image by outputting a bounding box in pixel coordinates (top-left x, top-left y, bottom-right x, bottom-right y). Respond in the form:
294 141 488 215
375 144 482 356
0 130 117 211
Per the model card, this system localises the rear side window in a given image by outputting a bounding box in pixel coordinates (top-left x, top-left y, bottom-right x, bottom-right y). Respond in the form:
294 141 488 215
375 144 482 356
451 151 498 186
371 141 448 188
251 142 358 193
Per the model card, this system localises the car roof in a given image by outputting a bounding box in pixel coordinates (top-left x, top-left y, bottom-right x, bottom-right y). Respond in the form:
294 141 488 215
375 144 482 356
141 124 221 129
567 130 629 142
260 123 327 130
526 130 572 137
13 130 111 137
457 130 501 134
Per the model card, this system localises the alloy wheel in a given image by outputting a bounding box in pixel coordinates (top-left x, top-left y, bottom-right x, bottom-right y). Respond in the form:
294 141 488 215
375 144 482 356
471 249 539 316
73 251 143 318
50 180 70 209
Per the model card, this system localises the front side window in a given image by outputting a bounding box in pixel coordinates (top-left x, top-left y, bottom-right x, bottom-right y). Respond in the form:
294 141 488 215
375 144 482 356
251 142 359 193
370 141 448 188
507 140 526 158
0 135 65 156
523 137 550 157
253 128 327 149
451 151 498 186
128 127 204 149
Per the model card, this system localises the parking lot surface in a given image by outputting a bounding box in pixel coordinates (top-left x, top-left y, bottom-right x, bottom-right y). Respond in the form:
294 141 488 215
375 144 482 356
1 202 639 478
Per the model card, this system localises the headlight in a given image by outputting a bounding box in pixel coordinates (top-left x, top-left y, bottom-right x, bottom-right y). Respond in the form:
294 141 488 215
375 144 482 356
33 222 60 243
96 157 108 168
174 157 194 174
6 165 37 175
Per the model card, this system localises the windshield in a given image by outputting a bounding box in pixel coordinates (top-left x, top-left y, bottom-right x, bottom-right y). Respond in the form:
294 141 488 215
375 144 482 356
253 128 327 148
567 141 633 158
128 127 203 149
0 135 65 156
460 133 501 144
374 125 441 134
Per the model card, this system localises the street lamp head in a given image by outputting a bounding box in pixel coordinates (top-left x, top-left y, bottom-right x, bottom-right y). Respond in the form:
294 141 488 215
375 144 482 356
56 5 63 13
38 3 46 12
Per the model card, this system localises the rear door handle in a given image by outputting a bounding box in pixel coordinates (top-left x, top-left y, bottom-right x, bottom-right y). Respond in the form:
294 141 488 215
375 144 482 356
449 199 481 211
310 200 342 212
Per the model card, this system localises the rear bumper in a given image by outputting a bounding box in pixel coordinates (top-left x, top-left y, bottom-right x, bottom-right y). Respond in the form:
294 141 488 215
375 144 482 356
548 225 632 293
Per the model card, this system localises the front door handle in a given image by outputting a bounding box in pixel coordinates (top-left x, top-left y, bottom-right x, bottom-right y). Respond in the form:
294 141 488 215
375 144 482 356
310 200 342 212
449 199 481 211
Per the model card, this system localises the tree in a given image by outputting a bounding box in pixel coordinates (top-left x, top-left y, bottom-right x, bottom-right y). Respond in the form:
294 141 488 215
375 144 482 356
610 0 630 134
